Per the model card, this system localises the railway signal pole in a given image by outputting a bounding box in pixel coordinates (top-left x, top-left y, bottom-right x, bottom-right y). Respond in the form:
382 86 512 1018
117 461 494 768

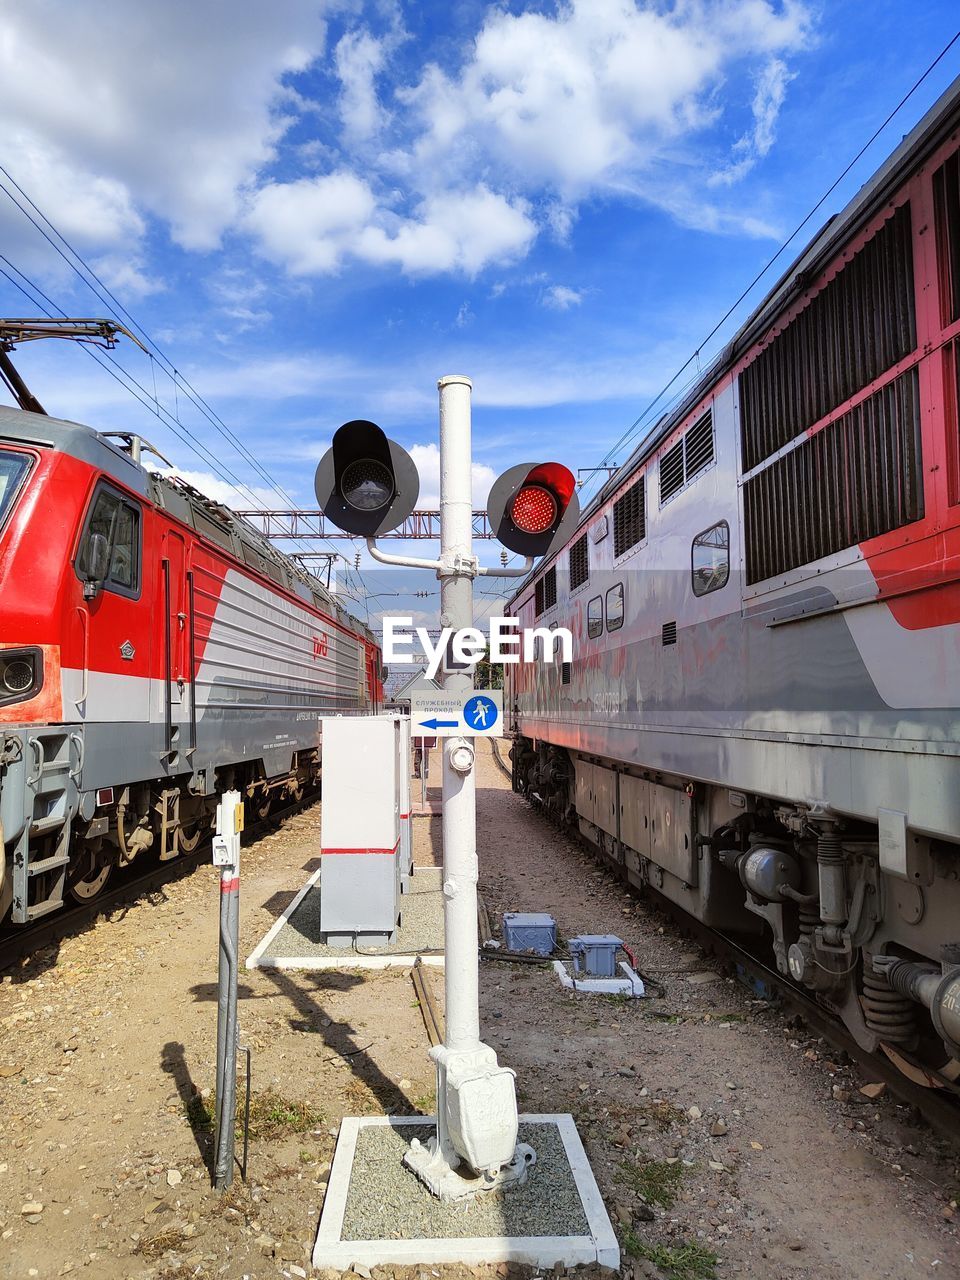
401 377 535 1199
312 379 575 1200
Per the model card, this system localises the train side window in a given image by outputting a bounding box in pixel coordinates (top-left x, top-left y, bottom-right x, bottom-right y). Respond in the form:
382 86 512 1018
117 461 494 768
605 583 624 631
691 520 730 596
77 484 142 598
587 595 603 638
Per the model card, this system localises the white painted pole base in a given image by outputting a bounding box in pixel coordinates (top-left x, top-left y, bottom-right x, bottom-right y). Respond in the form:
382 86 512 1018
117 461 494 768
404 1135 537 1202
403 1040 532 1200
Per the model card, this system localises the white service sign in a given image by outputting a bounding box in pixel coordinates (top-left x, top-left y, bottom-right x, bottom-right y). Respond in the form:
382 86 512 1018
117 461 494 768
409 688 503 738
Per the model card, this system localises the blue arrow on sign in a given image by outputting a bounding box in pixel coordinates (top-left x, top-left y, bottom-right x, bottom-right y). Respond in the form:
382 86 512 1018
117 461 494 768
419 718 459 730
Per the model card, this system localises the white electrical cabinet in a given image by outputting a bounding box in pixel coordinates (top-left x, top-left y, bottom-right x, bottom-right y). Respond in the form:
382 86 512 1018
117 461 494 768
397 714 413 892
319 715 404 947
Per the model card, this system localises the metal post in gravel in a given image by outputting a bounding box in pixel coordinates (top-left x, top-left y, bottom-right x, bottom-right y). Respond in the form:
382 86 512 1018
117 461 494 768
212 789 242 1191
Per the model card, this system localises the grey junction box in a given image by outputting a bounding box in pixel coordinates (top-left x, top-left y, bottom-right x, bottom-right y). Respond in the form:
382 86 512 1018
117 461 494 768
502 912 557 955
319 715 404 948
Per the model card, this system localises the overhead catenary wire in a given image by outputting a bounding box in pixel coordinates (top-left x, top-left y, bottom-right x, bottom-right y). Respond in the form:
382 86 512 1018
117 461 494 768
579 27 960 505
0 254 273 507
0 163 353 572
0 250 381 628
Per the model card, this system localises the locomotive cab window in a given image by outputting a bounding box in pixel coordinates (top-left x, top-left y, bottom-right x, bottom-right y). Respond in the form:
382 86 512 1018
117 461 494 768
0 449 32 529
76 483 142 598
606 583 624 632
587 595 603 638
691 521 730 596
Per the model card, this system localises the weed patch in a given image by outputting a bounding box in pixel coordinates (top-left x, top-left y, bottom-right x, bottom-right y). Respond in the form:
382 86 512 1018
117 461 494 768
619 1157 685 1208
246 1087 324 1139
641 1099 687 1131
186 1087 323 1140
137 1226 191 1259
622 1235 718 1280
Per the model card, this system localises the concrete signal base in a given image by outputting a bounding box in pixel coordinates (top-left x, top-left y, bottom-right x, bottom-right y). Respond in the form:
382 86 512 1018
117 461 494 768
313 1114 619 1271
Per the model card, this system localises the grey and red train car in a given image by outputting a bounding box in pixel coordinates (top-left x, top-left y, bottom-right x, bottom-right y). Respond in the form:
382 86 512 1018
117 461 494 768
507 77 960 1069
0 407 381 923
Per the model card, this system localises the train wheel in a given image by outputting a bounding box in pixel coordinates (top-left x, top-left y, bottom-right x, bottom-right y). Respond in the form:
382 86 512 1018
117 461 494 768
67 840 113 902
255 792 273 821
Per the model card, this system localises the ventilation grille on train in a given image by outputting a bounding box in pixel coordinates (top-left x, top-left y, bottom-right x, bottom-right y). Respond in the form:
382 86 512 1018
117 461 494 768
569 533 589 589
613 476 645 557
934 147 960 326
535 565 557 615
661 620 677 646
739 203 916 473
659 411 715 505
743 367 923 585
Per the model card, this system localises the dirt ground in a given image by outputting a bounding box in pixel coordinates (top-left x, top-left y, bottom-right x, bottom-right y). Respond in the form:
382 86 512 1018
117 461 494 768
1 740 958 1280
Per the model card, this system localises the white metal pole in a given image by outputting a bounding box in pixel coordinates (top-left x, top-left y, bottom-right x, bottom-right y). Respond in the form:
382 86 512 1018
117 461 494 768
437 374 480 1053
403 375 532 1198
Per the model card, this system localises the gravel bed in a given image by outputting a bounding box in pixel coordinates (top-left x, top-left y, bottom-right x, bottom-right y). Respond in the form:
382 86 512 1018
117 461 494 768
267 866 444 959
340 1122 590 1241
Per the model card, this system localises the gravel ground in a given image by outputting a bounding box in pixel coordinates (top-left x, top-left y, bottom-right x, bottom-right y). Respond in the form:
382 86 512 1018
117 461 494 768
340 1122 589 1241
266 867 444 961
0 741 958 1280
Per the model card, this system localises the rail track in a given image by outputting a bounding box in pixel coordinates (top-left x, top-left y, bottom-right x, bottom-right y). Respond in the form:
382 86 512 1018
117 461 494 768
0 791 318 972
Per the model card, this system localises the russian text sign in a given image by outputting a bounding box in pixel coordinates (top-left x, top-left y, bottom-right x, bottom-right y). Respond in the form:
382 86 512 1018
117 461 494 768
409 689 503 737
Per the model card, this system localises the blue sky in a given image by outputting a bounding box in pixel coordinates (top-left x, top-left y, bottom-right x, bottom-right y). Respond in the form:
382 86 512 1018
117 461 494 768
1 1 959 644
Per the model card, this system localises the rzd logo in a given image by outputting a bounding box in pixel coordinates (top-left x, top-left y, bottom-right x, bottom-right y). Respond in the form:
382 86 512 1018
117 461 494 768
312 633 328 659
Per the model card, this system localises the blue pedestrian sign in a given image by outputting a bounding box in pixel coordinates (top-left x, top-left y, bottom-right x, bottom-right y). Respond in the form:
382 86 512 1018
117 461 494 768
463 695 499 732
409 688 504 738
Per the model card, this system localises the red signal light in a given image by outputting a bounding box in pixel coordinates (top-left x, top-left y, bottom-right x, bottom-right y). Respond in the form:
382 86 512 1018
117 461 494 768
510 484 558 534
487 459 579 556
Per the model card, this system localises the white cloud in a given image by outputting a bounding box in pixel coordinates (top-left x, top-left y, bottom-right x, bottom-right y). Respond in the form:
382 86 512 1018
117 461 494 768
545 200 578 243
246 178 536 277
0 0 329 265
241 1 812 280
709 57 796 186
408 443 497 508
89 252 163 300
244 171 379 275
336 28 389 143
543 285 583 311
0 0 813 299
398 0 811 199
357 187 536 276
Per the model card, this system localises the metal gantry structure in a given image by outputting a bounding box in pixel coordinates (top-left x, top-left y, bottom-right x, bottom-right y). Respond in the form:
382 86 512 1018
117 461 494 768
235 508 496 540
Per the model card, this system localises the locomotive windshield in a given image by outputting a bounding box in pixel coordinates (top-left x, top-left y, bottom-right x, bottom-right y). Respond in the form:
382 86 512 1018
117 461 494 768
0 449 31 530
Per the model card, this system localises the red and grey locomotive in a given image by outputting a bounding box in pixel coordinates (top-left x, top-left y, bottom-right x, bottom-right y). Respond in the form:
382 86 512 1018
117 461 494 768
0 406 381 923
507 76 960 1074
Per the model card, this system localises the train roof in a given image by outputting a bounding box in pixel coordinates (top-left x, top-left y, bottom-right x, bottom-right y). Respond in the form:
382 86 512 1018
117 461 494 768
511 72 960 599
0 403 376 645
0 403 150 494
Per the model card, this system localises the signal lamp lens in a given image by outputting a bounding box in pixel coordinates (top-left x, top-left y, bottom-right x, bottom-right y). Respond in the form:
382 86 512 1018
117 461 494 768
2 658 34 693
510 484 558 534
341 458 393 511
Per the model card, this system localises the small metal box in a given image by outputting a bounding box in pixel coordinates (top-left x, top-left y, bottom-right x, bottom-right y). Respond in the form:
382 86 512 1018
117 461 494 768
569 934 622 977
502 912 556 955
